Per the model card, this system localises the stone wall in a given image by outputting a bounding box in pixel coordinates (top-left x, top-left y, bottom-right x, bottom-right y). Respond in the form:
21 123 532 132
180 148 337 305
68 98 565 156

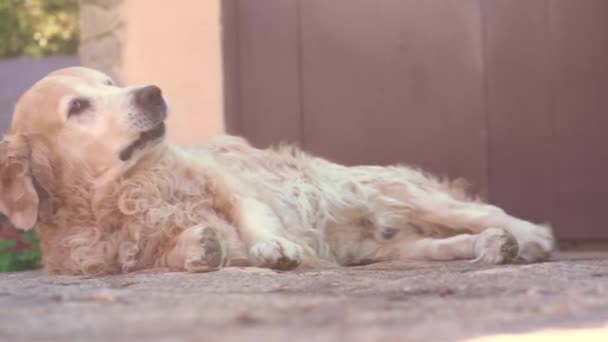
79 0 124 82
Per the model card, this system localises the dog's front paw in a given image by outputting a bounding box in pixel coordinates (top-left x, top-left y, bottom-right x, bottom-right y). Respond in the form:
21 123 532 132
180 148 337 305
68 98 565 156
249 238 302 270
473 227 519 264
184 226 228 272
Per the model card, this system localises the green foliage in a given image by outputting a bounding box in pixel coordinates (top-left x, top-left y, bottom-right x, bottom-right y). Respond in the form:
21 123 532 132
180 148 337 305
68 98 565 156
0 230 42 272
0 0 79 58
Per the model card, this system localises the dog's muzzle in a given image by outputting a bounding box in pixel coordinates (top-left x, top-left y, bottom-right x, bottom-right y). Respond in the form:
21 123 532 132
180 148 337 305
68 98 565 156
120 85 168 161
134 85 167 124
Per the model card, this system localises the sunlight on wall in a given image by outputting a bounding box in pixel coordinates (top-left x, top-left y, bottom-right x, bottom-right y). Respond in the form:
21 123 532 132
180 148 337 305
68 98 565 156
121 0 224 144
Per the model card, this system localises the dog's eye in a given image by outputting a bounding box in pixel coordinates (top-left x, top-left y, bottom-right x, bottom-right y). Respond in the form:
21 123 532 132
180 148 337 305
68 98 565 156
68 98 91 117
105 79 114 86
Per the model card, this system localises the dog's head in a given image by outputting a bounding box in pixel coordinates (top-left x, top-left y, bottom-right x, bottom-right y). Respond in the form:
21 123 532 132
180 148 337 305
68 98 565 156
0 67 168 230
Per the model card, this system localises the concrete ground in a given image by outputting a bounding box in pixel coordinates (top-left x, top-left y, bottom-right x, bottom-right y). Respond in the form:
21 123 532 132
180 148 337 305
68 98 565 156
1 252 607 342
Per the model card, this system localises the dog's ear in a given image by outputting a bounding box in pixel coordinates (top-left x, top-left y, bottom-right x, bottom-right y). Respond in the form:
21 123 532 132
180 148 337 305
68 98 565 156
0 134 39 230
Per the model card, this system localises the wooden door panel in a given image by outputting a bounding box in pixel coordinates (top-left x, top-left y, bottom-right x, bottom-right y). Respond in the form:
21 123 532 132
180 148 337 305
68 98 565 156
299 0 487 193
482 0 555 223
551 0 608 238
223 0 302 147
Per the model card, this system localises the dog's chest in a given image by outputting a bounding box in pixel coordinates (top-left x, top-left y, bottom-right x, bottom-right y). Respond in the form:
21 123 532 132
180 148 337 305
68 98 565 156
116 168 224 233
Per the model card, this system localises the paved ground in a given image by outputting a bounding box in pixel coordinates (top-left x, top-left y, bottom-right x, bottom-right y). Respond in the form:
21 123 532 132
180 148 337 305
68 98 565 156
1 252 608 342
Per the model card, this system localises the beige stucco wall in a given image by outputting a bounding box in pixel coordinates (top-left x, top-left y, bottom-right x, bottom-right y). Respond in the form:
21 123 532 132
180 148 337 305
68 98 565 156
80 0 225 144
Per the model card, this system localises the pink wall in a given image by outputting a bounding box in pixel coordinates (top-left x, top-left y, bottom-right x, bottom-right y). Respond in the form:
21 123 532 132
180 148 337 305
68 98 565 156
121 0 224 144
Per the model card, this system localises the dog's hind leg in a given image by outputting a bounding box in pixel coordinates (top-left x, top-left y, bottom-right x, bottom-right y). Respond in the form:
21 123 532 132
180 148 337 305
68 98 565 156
400 228 519 264
328 223 517 265
366 180 555 263
408 194 554 262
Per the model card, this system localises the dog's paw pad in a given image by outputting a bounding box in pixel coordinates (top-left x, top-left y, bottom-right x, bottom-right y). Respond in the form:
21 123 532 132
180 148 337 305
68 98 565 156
249 238 303 270
473 227 519 265
184 226 228 272
515 224 555 263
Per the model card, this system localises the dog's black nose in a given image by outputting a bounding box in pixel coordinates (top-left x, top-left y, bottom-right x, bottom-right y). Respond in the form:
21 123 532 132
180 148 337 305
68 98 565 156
135 85 163 108
134 85 167 122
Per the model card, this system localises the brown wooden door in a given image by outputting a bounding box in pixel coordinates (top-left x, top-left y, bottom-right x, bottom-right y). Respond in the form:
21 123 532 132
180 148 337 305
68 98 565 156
222 0 608 240
547 0 608 239
483 0 608 239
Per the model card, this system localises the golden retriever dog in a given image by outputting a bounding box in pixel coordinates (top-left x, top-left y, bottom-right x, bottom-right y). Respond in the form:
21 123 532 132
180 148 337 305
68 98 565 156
0 67 555 275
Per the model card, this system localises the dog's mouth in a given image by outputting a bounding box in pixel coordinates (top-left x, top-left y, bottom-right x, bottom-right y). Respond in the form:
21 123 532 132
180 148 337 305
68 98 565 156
119 122 166 161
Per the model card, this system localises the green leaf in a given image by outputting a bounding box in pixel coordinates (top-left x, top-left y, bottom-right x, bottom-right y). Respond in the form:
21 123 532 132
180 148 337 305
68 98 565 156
0 253 14 272
0 230 42 272
0 0 79 58
22 231 39 245
0 239 16 252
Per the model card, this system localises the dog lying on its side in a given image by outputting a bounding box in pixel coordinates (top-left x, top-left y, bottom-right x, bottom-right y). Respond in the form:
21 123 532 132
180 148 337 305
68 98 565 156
0 67 555 275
